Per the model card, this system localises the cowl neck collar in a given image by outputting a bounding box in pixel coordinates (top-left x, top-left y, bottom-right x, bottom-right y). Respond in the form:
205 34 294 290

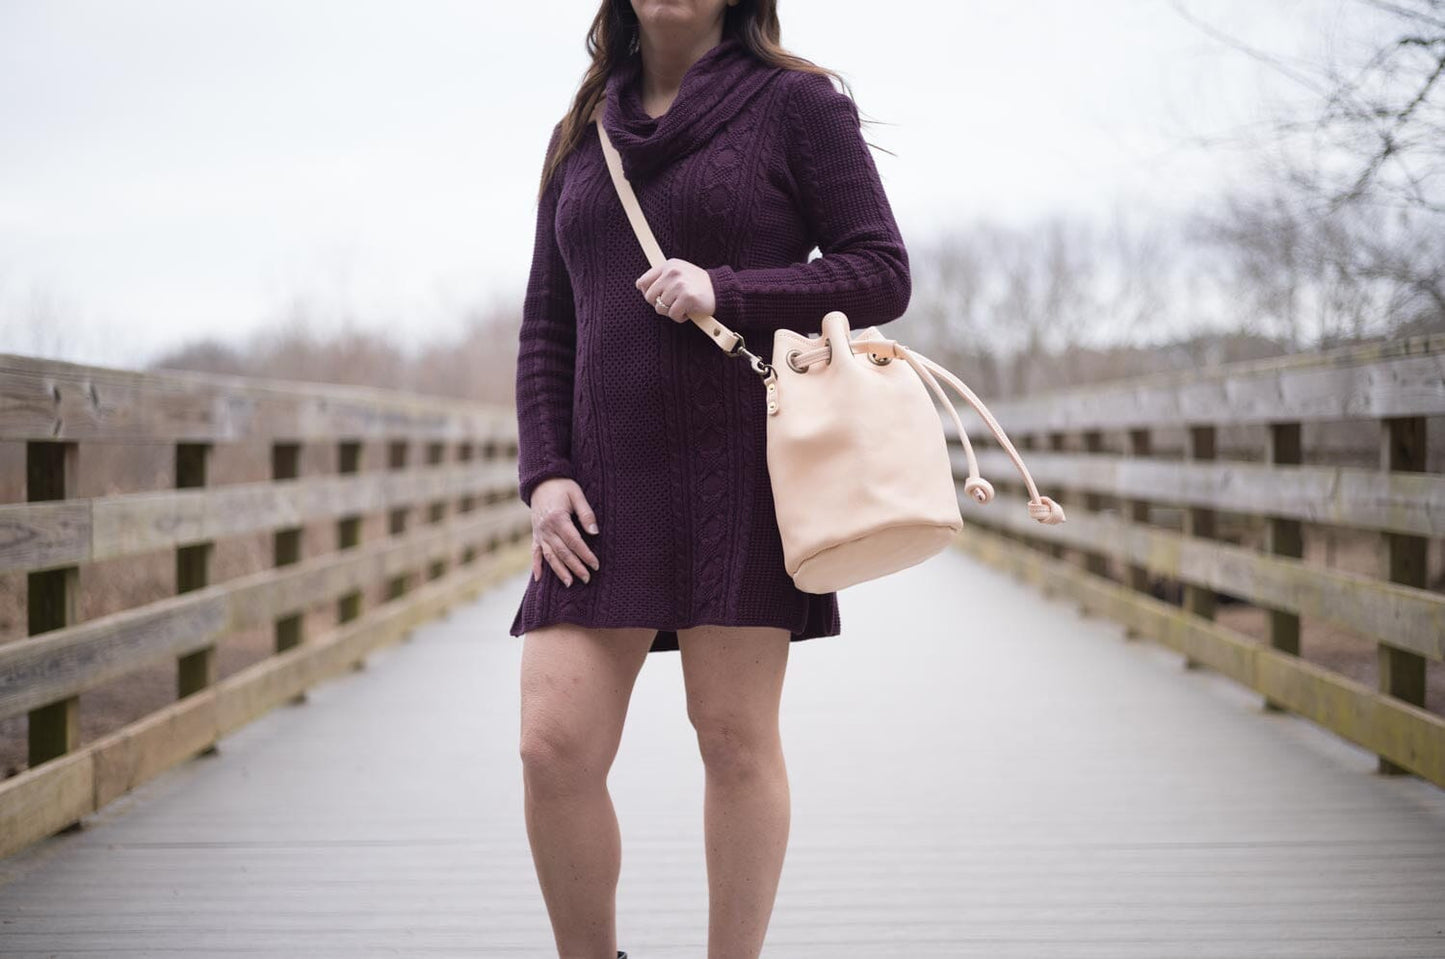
602 36 782 183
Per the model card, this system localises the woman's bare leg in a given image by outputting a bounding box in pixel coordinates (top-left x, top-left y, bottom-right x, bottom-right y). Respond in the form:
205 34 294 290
677 624 792 959
519 623 655 959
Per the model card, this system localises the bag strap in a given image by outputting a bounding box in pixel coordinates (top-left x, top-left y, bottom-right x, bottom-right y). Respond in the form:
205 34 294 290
594 115 778 379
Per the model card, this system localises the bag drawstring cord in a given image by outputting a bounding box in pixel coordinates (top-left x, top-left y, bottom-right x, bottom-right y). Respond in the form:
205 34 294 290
786 339 1067 526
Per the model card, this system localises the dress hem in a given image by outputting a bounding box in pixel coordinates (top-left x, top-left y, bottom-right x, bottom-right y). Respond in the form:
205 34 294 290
509 609 840 654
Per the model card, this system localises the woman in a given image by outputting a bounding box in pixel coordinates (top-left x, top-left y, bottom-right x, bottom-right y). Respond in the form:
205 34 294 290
510 0 910 955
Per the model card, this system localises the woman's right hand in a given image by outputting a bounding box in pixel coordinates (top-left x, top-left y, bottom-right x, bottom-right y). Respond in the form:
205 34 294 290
529 477 600 587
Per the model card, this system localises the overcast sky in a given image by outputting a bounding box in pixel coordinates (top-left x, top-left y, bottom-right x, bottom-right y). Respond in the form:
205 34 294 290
0 1 1366 367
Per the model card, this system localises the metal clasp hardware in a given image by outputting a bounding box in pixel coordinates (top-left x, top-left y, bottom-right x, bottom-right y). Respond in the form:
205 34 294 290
725 332 775 380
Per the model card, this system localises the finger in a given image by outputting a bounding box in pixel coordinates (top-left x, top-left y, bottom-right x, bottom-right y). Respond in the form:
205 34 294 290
531 541 542 581
555 514 599 573
635 264 660 293
539 539 574 587
569 488 600 537
543 532 592 583
641 275 668 308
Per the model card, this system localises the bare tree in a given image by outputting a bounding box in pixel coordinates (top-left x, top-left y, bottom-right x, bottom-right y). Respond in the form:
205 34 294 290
1172 0 1445 342
1170 0 1444 216
1312 0 1445 214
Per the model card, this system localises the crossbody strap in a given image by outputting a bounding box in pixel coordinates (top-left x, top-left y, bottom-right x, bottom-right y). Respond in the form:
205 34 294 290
595 115 779 376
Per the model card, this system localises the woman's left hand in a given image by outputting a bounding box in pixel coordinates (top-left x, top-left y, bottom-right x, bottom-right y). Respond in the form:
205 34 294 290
636 258 716 324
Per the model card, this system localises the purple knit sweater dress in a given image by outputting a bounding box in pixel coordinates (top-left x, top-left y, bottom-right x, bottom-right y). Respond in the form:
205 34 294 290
509 36 911 653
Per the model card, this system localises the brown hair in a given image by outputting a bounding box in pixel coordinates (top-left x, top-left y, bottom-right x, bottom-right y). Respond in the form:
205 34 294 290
538 0 878 201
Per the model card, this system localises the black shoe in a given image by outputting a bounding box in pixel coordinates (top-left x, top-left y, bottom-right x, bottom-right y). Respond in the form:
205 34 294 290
617 953 628 959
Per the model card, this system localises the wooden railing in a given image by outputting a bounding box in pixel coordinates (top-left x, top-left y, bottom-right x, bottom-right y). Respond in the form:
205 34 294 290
0 353 532 858
948 335 1445 788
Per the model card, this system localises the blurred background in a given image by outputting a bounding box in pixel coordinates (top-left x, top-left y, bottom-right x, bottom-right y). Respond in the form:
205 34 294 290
5 0 1441 389
2 0 1443 776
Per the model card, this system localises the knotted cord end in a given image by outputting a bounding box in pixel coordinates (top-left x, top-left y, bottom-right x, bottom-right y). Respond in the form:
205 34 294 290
1029 495 1066 524
962 476 994 505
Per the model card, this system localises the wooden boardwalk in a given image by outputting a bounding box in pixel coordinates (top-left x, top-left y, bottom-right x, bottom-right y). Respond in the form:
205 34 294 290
1 544 1443 958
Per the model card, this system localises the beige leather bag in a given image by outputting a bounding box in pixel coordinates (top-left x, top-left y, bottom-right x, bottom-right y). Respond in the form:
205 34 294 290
596 117 1065 594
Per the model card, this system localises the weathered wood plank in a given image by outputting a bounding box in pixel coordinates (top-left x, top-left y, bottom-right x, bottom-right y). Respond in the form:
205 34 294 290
91 685 220 809
0 352 519 443
0 501 89 572
946 333 1445 433
0 460 518 574
0 542 529 861
958 489 1445 663
962 448 1445 538
0 503 529 719
0 752 92 860
955 524 1445 787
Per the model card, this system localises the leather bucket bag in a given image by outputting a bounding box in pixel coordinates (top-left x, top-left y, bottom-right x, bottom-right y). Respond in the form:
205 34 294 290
596 117 1065 594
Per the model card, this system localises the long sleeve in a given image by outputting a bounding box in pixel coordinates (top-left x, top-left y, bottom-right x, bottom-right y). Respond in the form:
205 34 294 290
704 70 911 337
515 121 577 508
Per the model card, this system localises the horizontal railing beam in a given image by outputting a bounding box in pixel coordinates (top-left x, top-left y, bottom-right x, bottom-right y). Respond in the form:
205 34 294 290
956 489 1445 663
0 501 529 720
960 447 1445 539
0 352 521 444
944 334 1445 433
0 460 518 574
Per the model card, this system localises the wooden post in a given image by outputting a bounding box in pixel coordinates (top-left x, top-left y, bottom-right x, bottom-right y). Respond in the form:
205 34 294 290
501 436 528 546
1009 435 1036 551
26 441 81 773
175 442 216 700
1046 431 1066 561
336 440 363 625
1181 425 1217 669
426 441 447 581
273 442 303 653
457 441 477 565
1123 428 1152 639
387 440 411 601
1378 416 1428 775
457 441 476 517
1263 422 1303 711
1082 430 1108 579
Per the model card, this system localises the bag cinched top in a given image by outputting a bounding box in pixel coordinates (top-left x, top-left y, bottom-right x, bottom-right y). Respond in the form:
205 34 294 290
594 114 1065 594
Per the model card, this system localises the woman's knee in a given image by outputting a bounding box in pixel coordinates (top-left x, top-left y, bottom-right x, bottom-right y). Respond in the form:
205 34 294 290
518 623 645 796
519 714 612 797
689 709 779 783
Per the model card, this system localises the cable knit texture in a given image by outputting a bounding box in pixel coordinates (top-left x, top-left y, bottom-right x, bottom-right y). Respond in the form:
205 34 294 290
510 36 911 653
